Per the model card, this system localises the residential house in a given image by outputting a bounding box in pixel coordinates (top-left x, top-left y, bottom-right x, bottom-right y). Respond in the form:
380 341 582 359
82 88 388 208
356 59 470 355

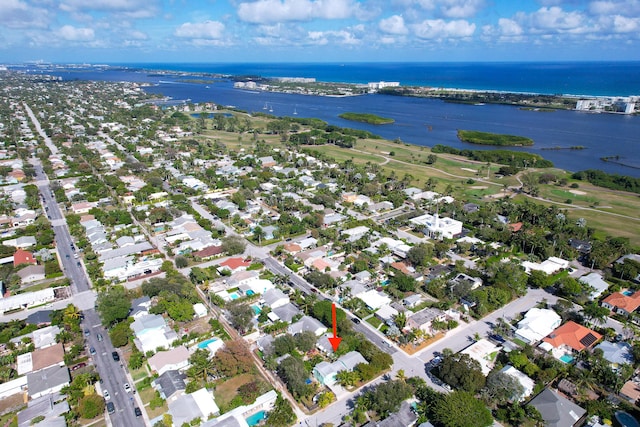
26 365 70 399
620 379 640 405
218 257 251 274
521 257 570 275
579 273 610 300
500 365 535 402
527 388 586 427
148 346 191 376
32 325 61 349
168 388 220 426
13 249 36 267
131 313 178 353
358 289 392 311
17 343 65 375
594 341 634 369
288 316 327 337
341 226 370 243
152 370 187 400
403 294 422 308
461 339 501 376
409 213 463 240
601 291 640 316
376 401 418 427
515 308 562 344
271 303 302 323
542 321 603 353
16 265 45 283
262 288 289 309
2 236 37 249
130 296 152 319
313 351 368 386
375 304 399 325
405 307 446 335
17 392 69 427
449 273 483 292
0 287 57 315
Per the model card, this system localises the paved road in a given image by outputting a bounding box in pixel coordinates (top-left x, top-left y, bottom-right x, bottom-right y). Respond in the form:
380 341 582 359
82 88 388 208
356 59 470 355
25 106 147 427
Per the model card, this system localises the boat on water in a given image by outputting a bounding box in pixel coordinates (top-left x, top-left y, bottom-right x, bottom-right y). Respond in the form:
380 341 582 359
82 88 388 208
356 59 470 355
263 102 268 110
293 108 298 115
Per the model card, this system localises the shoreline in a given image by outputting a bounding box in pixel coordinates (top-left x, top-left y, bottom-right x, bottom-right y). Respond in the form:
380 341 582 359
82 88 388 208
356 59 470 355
11 62 640 100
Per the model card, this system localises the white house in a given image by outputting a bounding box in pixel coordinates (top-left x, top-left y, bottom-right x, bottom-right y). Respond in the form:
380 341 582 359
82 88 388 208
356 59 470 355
262 288 289 309
521 257 569 275
500 365 535 401
515 308 562 344
579 273 610 300
410 213 463 240
148 346 190 376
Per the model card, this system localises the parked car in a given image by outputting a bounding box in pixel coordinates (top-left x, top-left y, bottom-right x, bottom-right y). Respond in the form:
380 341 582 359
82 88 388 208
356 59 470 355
71 363 86 371
103 390 110 400
84 329 90 336
97 333 103 341
351 317 361 324
89 347 96 355
134 407 142 417
123 383 131 393
112 351 120 361
106 402 115 414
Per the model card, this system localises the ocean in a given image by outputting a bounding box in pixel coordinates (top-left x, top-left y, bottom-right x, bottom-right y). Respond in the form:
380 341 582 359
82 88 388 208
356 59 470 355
121 61 640 97
15 62 640 177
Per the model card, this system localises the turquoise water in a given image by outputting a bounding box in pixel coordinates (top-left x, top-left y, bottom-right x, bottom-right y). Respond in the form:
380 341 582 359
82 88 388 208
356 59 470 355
615 411 640 427
381 279 390 286
251 305 261 314
623 290 634 296
229 292 240 300
245 410 266 426
197 338 218 349
560 354 574 364
246 290 255 296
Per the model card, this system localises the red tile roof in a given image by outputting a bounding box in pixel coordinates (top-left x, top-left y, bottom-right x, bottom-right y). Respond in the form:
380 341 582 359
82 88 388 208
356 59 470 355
219 257 251 271
602 292 640 314
508 222 523 232
13 249 37 267
543 321 602 352
193 246 223 259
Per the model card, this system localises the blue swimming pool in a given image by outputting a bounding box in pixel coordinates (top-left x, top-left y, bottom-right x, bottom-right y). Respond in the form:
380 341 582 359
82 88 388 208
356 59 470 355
623 290 634 296
616 411 640 427
246 290 255 296
251 305 261 315
197 338 219 349
245 410 266 426
560 354 574 364
229 292 240 300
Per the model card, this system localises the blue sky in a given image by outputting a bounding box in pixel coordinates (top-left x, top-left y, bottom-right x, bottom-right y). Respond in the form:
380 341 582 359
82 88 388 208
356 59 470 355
1 0 639 63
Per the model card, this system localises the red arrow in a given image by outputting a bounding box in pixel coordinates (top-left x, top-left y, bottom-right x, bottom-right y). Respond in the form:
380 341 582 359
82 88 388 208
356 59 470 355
328 303 342 351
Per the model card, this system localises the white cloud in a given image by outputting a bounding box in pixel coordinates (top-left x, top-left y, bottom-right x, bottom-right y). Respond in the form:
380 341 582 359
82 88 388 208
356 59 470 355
589 0 640 16
411 19 476 39
306 28 361 45
498 18 523 36
440 0 485 18
58 25 95 41
174 21 225 40
530 6 584 30
391 0 484 18
237 0 359 24
0 0 50 29
379 15 409 34
613 14 640 31
59 0 159 18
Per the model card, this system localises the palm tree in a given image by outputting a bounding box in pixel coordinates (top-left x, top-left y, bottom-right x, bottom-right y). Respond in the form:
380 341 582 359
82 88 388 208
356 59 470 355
396 369 407 382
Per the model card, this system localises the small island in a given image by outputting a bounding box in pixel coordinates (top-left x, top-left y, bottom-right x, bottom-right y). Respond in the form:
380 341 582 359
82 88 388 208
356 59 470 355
457 130 534 146
339 112 395 124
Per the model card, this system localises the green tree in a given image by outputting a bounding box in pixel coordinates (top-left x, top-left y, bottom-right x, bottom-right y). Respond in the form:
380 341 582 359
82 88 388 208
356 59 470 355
407 243 433 267
484 370 525 405
96 286 131 326
175 256 189 268
265 394 296 427
436 353 486 393
432 391 493 427
187 349 214 383
221 235 246 255
109 320 132 347
391 272 417 292
227 302 254 334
